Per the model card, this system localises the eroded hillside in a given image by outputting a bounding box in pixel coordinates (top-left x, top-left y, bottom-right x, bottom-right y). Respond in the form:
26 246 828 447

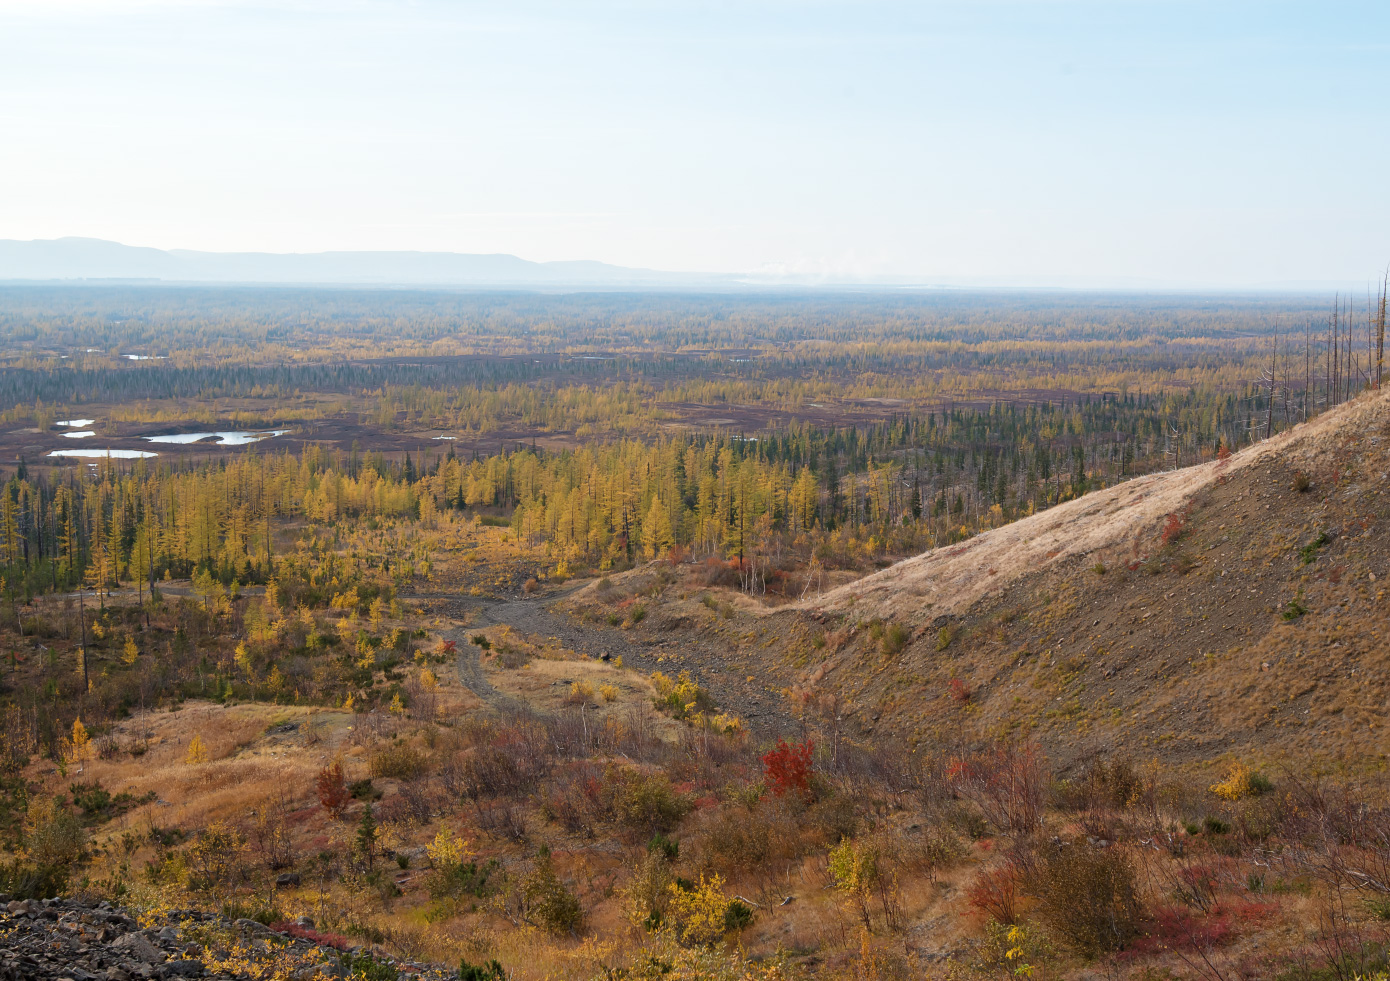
571 387 1390 771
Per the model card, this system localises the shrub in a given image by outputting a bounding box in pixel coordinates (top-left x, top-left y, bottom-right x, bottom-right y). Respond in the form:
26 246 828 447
1209 763 1270 801
339 951 399 981
521 846 583 935
651 670 712 718
762 738 813 799
723 898 754 932
565 680 595 705
370 742 426 781
936 626 953 651
967 860 1022 925
186 821 244 893
426 827 498 899
947 743 1047 836
666 872 735 946
0 860 69 899
829 837 884 930
881 622 909 656
1031 843 1142 955
458 960 506 981
623 850 675 930
429 857 498 900
1292 470 1311 492
614 773 691 834
24 797 85 870
1299 532 1329 565
317 760 350 819
599 683 619 703
1160 512 1186 546
947 678 971 704
629 605 646 624
269 922 352 950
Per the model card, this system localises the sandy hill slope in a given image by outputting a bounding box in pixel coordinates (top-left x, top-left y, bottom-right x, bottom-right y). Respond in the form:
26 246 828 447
570 387 1390 774
775 386 1390 769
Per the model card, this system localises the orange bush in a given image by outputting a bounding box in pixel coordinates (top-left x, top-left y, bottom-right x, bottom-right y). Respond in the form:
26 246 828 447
316 759 350 819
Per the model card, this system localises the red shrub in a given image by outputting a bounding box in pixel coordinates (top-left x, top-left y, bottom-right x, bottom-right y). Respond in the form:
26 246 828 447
762 738 813 798
1217 441 1232 462
316 759 350 819
1124 906 1235 958
947 678 972 704
1160 512 1186 546
269 922 352 950
946 742 1047 835
966 861 1022 924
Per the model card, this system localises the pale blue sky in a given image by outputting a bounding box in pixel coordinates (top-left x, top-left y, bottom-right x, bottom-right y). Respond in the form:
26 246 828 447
1 1 1387 286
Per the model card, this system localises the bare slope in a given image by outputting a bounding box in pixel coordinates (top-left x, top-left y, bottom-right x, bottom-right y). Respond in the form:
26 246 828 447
780 386 1390 768
567 388 1390 773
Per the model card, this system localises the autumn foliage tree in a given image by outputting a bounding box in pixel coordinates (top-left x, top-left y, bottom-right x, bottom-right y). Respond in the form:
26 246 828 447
762 737 813 798
316 759 350 819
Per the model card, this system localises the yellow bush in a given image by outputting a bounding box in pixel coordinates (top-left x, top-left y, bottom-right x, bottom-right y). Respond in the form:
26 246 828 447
567 680 595 704
1210 763 1260 801
599 683 619 703
426 827 473 867
667 873 732 946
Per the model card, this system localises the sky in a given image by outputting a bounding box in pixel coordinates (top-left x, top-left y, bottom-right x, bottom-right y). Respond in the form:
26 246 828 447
1 0 1388 288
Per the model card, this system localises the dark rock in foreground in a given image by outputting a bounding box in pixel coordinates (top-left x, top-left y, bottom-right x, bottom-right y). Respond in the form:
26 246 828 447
0 895 456 980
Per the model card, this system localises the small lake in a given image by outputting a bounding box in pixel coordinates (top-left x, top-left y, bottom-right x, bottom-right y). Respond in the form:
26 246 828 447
143 429 289 446
48 449 158 459
62 431 96 439
56 419 95 427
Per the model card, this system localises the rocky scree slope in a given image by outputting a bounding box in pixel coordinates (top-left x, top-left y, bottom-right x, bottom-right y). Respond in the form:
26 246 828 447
0 896 455 981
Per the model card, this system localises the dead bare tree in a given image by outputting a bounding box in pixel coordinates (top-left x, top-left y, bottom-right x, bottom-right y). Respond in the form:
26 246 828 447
1377 268 1387 389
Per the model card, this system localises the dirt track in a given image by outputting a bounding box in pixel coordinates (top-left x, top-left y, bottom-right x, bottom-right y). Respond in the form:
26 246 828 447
431 588 798 740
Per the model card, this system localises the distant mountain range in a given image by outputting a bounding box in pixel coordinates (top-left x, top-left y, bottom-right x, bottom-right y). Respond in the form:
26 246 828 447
0 237 734 288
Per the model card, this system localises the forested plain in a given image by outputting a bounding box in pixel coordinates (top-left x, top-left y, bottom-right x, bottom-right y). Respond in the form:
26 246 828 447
0 285 1386 981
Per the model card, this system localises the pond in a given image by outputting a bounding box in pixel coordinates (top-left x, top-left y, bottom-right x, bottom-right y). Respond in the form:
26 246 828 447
142 429 289 446
62 430 96 439
56 419 95 427
48 449 158 459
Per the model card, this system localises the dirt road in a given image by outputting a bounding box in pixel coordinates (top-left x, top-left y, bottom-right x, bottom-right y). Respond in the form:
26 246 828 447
424 586 797 740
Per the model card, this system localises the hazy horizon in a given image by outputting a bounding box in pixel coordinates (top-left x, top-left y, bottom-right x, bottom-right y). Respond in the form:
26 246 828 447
2 2 1388 289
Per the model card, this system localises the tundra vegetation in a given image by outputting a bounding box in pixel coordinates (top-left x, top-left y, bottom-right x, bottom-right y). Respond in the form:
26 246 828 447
0 286 1386 980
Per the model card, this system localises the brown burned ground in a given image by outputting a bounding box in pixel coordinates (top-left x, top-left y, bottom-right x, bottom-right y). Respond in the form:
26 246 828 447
14 384 1109 471
560 388 1390 777
655 388 1110 433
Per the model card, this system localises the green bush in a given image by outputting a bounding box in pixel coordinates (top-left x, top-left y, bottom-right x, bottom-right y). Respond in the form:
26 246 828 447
723 899 754 931
0 861 69 899
459 960 506 981
521 847 583 935
339 951 399 981
614 774 691 835
428 858 499 900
